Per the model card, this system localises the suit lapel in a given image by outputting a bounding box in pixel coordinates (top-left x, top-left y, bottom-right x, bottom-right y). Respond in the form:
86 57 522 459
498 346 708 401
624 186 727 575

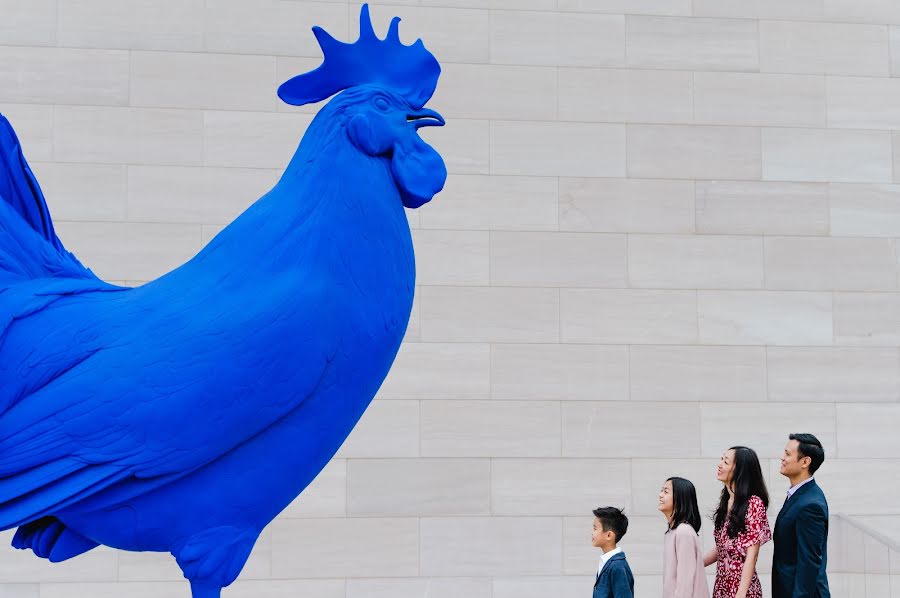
777 479 817 524
595 553 624 588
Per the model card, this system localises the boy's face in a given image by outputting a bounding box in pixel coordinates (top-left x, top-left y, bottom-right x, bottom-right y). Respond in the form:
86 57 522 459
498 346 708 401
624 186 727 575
591 517 613 548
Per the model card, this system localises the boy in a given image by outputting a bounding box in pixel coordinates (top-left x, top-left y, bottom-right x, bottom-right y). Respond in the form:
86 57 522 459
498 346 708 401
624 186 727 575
591 506 634 598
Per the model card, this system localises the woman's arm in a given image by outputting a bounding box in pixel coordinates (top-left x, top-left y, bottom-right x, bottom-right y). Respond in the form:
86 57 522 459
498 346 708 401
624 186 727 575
735 543 760 598
703 546 717 567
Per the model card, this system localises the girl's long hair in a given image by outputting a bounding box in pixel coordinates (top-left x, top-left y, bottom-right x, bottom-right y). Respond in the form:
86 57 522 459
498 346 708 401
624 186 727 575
667 476 702 534
713 446 769 538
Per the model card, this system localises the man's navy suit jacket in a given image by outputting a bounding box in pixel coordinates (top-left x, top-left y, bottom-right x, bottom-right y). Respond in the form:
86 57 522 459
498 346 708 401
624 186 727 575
772 479 830 598
593 552 634 598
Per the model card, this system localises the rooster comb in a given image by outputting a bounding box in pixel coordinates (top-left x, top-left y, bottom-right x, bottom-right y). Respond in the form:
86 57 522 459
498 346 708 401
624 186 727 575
278 4 441 110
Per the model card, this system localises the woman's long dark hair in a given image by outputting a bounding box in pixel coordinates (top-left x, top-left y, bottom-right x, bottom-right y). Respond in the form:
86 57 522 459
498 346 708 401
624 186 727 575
713 446 769 538
667 476 702 534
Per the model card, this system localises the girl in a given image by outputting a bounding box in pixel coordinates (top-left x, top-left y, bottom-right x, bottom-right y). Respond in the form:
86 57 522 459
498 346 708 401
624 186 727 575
659 477 709 598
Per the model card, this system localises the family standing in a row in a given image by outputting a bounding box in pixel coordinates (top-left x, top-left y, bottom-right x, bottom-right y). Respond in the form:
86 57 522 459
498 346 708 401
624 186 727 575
591 433 830 598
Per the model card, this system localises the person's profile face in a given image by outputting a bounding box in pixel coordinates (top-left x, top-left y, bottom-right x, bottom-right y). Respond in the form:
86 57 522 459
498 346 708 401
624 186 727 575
717 449 735 484
780 439 807 478
591 517 611 547
658 480 674 518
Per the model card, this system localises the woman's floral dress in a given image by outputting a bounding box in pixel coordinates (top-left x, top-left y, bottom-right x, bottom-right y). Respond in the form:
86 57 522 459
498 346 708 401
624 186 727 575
712 495 771 598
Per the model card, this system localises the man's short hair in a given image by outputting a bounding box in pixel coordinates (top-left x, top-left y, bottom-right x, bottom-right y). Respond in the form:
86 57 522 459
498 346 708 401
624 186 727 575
790 433 825 475
592 506 629 542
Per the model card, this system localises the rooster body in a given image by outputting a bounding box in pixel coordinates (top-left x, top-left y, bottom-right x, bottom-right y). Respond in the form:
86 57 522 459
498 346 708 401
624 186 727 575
0 7 445 597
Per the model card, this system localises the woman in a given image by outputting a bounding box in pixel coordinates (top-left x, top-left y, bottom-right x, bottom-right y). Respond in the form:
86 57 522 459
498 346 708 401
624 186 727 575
704 446 771 598
659 476 709 598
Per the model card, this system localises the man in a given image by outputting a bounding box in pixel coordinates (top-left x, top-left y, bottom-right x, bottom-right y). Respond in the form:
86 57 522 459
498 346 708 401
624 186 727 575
773 433 830 598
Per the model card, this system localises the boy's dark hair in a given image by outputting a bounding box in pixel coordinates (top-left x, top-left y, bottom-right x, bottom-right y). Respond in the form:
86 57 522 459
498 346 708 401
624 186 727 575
667 477 702 534
790 433 825 475
592 506 629 542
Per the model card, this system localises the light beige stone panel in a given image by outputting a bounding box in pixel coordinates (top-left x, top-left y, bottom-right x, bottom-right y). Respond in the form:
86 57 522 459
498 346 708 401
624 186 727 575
698 291 833 346
492 459 631 516
420 517 562 576
693 72 825 127
561 289 698 344
564 516 663 575
769 459 900 515
0 103 52 162
760 21 890 76
627 124 761 181
826 0 900 25
0 47 129 106
270 518 418 578
53 221 202 282
491 343 629 401
202 111 312 169
379 342 490 400
831 183 900 237
631 458 722 517
412 229 490 286
421 174 558 231
34 162 127 222
628 234 764 290
130 51 277 112
557 0 691 15
280 459 347 518
38 582 182 598
420 119 490 175
834 292 900 346
700 403 836 459
347 458 490 516
434 64 556 121
348 578 491 598
491 232 627 288
491 11 625 67
126 166 277 225
764 128 893 183
0 0 57 46
626 16 758 71
765 236 897 291
203 0 348 57
58 0 204 52
558 68 693 124
364 4 490 64
420 286 559 343
696 181 829 236
559 178 695 234
54 106 202 166
692 0 824 19
335 399 419 458
492 121 626 178
563 402 701 458
828 76 900 130
421 400 561 457
836 404 900 457
767 347 900 402
630 346 766 403
493 576 587 598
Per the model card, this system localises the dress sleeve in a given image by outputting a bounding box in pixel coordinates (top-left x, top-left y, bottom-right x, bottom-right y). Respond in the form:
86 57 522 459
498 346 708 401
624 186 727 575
740 495 772 550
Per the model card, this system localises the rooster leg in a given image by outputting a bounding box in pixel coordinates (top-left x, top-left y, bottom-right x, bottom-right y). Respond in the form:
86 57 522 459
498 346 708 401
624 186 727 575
189 581 221 598
173 526 259 596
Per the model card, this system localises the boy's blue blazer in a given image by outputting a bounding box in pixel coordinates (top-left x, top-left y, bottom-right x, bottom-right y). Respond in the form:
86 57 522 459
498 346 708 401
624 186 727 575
593 552 634 598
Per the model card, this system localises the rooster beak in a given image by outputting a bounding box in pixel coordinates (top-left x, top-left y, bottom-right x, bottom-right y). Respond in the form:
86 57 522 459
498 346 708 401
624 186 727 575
407 108 445 130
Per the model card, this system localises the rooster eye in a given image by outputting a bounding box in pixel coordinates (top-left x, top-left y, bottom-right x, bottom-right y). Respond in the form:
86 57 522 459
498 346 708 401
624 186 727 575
374 97 390 111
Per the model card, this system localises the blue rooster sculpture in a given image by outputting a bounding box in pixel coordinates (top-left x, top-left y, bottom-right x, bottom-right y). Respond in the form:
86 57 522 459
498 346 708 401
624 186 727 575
0 5 445 597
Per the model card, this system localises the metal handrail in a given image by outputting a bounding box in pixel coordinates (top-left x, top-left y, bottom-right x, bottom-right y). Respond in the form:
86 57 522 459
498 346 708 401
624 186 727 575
832 512 900 552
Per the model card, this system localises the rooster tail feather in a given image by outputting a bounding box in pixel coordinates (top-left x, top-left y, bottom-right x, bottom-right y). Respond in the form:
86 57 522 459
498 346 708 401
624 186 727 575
0 113 98 283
